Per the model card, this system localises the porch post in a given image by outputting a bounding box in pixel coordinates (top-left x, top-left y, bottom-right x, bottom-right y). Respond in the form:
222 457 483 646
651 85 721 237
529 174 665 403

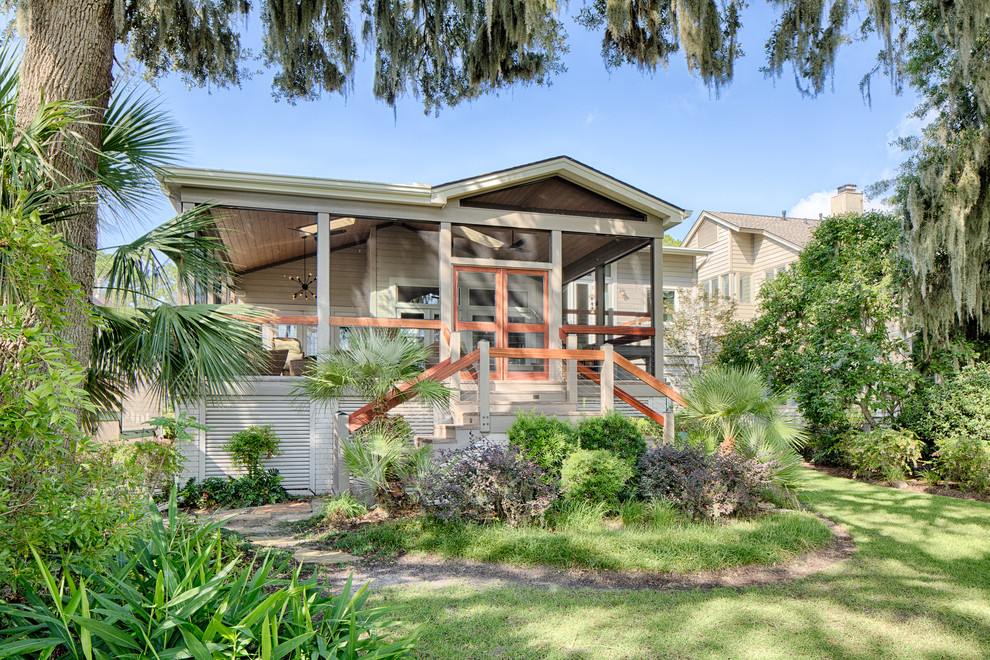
650 238 664 380
333 412 351 494
566 333 578 403
594 265 606 328
550 230 563 380
439 222 453 362
316 213 331 353
479 340 491 433
601 344 614 413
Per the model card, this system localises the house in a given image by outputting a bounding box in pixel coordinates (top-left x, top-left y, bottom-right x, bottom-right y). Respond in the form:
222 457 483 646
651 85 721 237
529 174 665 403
681 185 864 320
157 157 708 495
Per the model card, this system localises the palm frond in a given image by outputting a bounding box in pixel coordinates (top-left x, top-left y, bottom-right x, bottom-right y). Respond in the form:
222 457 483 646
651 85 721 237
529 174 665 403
90 303 269 409
98 84 184 219
98 207 230 306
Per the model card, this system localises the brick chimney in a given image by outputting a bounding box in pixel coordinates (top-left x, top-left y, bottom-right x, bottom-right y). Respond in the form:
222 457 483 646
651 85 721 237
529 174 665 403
831 184 864 215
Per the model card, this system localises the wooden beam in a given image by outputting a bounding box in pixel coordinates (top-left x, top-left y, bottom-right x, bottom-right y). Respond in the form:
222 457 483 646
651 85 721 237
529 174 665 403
561 325 655 337
489 348 605 360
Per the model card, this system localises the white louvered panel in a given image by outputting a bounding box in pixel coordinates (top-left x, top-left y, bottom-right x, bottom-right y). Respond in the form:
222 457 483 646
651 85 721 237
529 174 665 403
335 397 435 438
203 396 312 491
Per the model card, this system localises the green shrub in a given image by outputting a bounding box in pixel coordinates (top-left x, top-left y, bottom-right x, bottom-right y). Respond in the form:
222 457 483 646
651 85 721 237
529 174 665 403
560 449 633 507
839 427 923 480
224 424 282 479
904 363 990 446
629 416 664 440
506 410 577 475
934 434 990 493
545 498 610 531
0 497 419 658
323 492 369 522
180 469 290 508
575 411 647 465
114 437 184 495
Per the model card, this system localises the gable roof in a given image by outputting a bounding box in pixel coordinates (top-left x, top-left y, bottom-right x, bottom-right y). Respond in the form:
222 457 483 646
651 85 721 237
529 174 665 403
684 210 820 251
435 156 690 229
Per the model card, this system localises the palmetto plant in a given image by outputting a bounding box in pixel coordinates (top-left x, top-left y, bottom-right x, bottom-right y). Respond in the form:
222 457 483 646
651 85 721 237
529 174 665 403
681 365 807 492
300 328 451 428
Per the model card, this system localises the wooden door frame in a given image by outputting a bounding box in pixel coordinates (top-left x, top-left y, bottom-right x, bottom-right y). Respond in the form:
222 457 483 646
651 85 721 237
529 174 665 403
453 265 550 380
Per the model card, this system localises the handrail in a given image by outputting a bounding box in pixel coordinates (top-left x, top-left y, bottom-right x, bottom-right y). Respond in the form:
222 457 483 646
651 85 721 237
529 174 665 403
613 353 687 406
561 324 655 337
348 349 480 431
261 314 442 330
575 363 666 426
345 345 683 434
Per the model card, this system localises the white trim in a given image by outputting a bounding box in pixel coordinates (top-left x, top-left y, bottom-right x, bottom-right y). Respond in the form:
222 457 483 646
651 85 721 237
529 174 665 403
450 257 552 270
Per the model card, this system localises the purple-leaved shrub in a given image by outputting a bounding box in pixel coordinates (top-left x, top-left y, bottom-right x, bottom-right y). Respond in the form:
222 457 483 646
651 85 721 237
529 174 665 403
421 436 559 527
637 444 775 521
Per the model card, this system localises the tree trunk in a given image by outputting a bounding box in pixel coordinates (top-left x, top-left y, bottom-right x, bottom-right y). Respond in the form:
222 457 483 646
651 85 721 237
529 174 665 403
16 0 116 367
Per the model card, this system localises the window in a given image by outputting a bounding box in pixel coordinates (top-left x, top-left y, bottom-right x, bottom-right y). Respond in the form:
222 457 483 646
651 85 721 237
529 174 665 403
738 274 751 303
663 290 676 322
721 274 730 297
764 269 775 283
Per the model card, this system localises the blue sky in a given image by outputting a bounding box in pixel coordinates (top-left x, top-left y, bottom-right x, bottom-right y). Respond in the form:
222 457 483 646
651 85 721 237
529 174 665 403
105 3 919 246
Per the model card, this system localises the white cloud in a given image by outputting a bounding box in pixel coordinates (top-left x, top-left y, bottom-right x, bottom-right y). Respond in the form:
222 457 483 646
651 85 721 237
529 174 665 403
886 109 936 158
584 111 600 127
789 190 832 219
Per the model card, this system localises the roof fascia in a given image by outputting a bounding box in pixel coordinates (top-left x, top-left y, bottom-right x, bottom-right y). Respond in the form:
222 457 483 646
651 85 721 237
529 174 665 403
163 168 443 208
662 245 712 257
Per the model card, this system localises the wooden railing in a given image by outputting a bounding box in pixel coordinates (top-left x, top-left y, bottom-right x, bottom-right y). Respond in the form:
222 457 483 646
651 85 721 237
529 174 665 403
346 341 681 435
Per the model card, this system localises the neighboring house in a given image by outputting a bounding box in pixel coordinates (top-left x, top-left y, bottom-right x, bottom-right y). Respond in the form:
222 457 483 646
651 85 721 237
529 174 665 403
681 185 864 320
154 157 707 494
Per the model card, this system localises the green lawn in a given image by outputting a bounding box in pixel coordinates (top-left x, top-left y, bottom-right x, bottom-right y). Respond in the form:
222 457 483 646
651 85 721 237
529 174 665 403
370 470 990 659
323 507 833 573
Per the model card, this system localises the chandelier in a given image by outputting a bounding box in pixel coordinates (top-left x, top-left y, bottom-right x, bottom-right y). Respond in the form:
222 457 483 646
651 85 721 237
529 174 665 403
290 233 316 300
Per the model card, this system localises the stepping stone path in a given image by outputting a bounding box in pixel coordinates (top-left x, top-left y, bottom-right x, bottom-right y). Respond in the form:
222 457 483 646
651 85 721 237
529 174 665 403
190 500 360 566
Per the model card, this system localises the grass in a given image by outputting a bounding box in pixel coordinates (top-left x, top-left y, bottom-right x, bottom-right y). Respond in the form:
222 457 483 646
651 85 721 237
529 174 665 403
322 500 834 573
363 469 990 659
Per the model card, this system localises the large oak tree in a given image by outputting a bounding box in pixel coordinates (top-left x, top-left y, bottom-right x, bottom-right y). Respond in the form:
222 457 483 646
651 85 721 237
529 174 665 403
11 0 986 360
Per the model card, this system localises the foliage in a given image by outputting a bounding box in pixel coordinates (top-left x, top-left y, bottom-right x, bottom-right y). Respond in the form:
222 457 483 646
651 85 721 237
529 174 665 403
145 410 207 441
323 493 369 523
628 416 664 440
0 208 140 589
663 287 737 389
506 410 577 476
903 363 990 448
619 499 685 529
575 411 647 466
636 443 776 522
301 328 451 431
224 424 282 480
421 436 558 527
839 428 924 481
180 470 291 509
0 496 420 658
720 212 915 433
342 427 430 511
933 435 990 494
113 437 185 495
870 1 990 344
560 449 633 508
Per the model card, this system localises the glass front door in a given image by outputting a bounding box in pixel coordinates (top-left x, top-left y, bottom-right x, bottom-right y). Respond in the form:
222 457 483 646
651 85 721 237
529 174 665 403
454 266 549 380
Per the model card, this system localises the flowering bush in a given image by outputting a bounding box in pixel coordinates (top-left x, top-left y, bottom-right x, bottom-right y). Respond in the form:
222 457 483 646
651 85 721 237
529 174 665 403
421 437 558 526
839 427 923 480
637 444 774 521
560 449 632 507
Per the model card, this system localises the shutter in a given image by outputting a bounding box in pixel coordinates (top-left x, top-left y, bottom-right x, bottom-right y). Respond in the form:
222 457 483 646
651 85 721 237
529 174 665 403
203 396 311 491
